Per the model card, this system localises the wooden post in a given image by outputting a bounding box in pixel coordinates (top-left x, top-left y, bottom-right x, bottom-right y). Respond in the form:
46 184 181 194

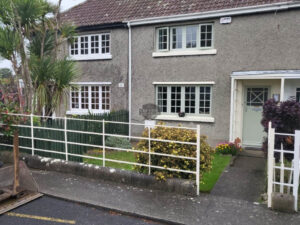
12 130 20 196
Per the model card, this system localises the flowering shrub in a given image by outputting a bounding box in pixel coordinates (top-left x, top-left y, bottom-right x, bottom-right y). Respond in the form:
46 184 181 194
0 79 28 136
134 123 214 181
215 138 242 156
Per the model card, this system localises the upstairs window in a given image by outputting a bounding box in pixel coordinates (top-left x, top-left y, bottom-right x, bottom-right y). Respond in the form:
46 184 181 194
156 24 214 52
69 33 111 60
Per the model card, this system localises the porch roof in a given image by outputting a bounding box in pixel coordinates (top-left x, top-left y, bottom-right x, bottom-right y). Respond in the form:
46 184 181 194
231 70 300 79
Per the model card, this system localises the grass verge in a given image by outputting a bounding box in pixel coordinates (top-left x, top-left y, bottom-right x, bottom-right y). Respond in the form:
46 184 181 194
84 150 136 171
84 150 232 193
200 153 232 192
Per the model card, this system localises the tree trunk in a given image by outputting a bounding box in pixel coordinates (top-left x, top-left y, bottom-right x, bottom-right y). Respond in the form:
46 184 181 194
12 130 20 196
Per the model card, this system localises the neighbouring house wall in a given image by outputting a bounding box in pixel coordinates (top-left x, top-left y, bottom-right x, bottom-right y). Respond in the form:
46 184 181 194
56 28 129 116
131 9 300 145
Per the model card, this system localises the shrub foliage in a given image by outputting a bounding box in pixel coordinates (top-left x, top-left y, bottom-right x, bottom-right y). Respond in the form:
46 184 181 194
134 123 214 180
261 99 300 158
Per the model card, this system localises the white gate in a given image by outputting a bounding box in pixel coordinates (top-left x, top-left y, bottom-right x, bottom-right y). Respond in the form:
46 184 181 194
267 122 300 211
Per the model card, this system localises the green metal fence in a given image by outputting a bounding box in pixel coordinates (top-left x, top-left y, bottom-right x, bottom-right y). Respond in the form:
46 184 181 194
0 110 129 163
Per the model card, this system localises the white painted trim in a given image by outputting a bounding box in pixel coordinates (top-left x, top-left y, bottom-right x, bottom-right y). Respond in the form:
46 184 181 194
153 81 215 85
69 54 112 61
280 78 285 101
229 78 235 142
71 82 112 85
231 74 300 79
66 110 110 115
155 114 215 123
126 2 300 26
152 49 217 57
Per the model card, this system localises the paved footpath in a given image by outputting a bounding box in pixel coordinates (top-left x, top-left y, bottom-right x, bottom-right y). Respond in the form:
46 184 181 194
31 168 300 225
211 155 266 202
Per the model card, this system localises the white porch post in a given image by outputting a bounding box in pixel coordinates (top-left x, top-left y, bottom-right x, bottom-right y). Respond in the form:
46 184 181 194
229 77 237 142
280 78 285 101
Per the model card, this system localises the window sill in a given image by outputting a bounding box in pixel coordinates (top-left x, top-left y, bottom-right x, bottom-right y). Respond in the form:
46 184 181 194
152 49 217 58
66 110 110 115
155 115 215 123
68 54 112 61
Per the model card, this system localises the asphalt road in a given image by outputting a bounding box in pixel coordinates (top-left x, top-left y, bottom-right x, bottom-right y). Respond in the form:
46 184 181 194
0 196 167 225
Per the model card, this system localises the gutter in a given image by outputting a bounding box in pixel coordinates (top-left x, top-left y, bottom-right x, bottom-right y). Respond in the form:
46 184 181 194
127 22 132 137
125 1 300 26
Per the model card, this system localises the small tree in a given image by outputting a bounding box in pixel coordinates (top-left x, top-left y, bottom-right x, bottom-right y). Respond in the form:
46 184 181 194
0 0 77 115
0 79 28 195
261 99 300 158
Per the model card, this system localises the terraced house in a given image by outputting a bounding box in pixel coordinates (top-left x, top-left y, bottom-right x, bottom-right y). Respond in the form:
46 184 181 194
62 0 300 147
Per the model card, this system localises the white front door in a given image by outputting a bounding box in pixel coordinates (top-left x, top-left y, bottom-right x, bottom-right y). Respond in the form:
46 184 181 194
242 87 269 147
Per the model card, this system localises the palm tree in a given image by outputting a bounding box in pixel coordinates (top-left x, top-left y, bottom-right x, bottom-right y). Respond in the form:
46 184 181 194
0 0 77 115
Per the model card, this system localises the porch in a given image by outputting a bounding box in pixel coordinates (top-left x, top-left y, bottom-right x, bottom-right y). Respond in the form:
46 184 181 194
229 70 300 148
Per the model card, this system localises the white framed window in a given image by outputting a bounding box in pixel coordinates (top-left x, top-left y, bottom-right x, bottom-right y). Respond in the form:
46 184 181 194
69 33 112 60
157 27 169 51
156 23 214 52
69 83 111 114
156 85 212 115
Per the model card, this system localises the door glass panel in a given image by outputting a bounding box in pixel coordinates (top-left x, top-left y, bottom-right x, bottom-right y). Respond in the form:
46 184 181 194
246 88 268 106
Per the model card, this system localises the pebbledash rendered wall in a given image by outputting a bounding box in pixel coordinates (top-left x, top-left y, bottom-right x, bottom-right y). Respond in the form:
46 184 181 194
57 28 129 116
130 9 300 145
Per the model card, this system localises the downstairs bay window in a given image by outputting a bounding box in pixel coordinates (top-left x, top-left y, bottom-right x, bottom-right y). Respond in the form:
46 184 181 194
68 83 111 115
156 85 213 119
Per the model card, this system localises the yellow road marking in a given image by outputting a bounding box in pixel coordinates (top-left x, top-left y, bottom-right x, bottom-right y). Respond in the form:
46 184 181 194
5 212 76 224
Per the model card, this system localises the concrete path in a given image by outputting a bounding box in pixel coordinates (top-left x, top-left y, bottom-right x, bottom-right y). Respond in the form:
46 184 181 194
30 169 300 225
211 155 266 202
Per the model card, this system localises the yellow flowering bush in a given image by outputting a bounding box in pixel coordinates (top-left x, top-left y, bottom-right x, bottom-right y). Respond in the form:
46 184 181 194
134 123 214 181
215 138 243 155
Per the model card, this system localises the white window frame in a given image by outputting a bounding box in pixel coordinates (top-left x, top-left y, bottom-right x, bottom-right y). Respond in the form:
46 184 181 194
155 85 212 116
67 82 111 115
69 33 112 61
156 27 169 52
156 23 214 53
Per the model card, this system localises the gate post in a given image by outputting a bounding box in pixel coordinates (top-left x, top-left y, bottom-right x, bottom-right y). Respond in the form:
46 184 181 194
293 130 300 211
267 122 275 208
196 125 200 196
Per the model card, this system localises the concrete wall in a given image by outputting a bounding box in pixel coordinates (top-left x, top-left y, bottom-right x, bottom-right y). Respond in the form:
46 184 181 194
57 28 129 116
130 9 300 145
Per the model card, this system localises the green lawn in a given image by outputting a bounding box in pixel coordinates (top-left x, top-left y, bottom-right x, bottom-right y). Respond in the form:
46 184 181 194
200 153 232 192
84 150 136 170
84 150 232 193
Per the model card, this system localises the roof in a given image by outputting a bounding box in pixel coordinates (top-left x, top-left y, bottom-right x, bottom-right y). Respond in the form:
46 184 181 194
61 0 295 27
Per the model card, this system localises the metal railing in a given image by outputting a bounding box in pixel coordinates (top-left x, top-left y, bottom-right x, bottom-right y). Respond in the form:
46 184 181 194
0 113 201 195
267 122 300 211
